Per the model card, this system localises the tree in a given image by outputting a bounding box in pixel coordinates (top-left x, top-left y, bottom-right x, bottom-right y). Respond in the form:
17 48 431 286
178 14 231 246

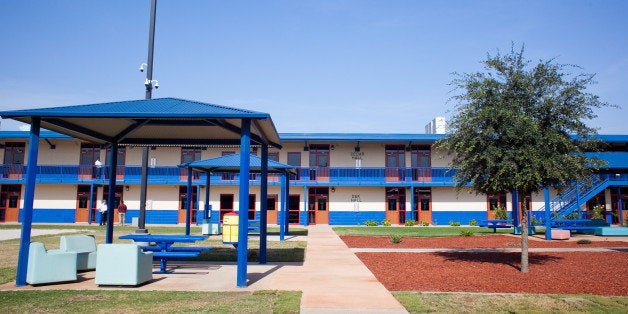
437 45 610 272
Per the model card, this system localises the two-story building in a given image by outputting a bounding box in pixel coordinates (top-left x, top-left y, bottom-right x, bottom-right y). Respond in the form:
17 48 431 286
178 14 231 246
1 131 627 226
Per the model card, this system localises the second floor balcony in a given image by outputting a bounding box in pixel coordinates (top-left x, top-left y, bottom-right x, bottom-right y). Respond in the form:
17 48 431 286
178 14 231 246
0 164 456 186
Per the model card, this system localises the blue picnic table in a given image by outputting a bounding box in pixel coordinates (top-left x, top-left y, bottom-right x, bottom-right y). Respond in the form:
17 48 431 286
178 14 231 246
478 219 513 233
119 234 211 273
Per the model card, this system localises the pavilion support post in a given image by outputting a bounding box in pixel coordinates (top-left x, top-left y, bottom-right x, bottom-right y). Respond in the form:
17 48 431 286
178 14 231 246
302 185 308 226
409 185 415 221
512 190 520 234
237 118 251 288
259 144 269 264
15 117 41 286
279 172 286 241
106 142 118 243
284 171 290 236
186 167 193 235
544 187 552 240
205 171 212 222
618 186 624 226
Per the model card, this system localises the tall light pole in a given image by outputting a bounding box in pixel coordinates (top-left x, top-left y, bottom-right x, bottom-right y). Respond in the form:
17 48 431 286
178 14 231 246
137 0 157 234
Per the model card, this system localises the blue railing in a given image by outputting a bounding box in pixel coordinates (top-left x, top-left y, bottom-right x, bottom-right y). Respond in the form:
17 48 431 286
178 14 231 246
0 164 456 186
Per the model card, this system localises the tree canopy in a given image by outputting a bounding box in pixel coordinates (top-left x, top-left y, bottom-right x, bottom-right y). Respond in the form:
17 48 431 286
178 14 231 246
439 46 609 196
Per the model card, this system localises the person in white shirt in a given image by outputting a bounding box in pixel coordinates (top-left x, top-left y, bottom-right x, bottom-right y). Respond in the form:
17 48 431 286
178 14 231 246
98 199 107 226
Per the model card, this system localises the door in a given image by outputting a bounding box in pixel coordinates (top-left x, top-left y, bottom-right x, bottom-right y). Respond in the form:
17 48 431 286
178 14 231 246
385 145 405 182
0 185 21 222
178 186 198 224
414 188 432 224
180 148 201 181
103 186 123 224
76 185 97 223
2 143 25 179
266 194 278 224
410 145 431 182
288 195 300 224
79 144 100 180
487 194 507 219
309 145 329 182
308 187 329 224
386 187 406 225
219 194 234 222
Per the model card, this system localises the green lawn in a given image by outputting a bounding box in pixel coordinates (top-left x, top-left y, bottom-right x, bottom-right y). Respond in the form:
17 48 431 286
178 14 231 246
0 290 301 313
333 225 512 237
394 292 628 313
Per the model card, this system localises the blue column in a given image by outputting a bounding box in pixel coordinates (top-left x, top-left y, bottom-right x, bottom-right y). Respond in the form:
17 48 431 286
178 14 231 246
259 144 268 264
302 185 308 226
544 187 552 240
105 142 118 244
237 119 251 288
512 190 520 234
15 117 40 286
409 185 415 221
285 171 290 235
185 167 193 235
205 171 211 221
618 186 624 226
195 184 201 226
279 172 286 241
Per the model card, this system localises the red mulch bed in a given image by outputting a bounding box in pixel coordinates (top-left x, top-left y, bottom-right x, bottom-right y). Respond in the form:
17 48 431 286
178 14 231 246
342 235 628 295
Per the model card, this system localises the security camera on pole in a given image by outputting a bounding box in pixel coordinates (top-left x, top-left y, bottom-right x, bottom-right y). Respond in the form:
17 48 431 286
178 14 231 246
136 0 158 234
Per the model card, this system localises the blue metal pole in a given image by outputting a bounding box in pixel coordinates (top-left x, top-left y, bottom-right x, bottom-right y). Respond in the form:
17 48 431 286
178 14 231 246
302 185 308 226
186 167 192 235
618 186 624 226
259 144 268 264
195 184 201 226
279 172 286 241
106 142 118 243
512 190 520 234
205 171 210 221
544 187 552 240
15 117 40 286
285 172 290 236
409 185 415 221
237 119 251 288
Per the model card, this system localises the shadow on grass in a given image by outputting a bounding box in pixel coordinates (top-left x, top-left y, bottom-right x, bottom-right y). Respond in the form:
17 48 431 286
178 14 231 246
190 247 305 263
434 251 562 270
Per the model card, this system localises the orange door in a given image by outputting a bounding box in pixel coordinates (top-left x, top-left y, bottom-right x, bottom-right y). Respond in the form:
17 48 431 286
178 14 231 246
0 185 21 222
75 185 96 223
308 187 329 224
266 195 278 224
487 194 507 219
385 187 406 225
415 189 432 224
178 186 197 224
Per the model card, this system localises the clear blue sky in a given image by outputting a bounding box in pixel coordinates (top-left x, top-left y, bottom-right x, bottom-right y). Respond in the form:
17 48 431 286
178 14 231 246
1 0 626 134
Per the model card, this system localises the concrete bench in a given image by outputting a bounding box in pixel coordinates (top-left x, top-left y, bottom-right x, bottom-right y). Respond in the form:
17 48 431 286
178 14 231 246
249 220 261 235
27 242 77 285
54 235 97 271
594 227 628 236
551 229 570 240
95 244 153 286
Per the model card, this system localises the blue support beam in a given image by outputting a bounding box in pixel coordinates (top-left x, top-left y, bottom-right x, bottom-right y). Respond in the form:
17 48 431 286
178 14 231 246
259 144 268 264
15 117 41 286
512 190 520 234
105 142 118 243
284 171 290 236
237 118 251 288
186 167 193 235
544 187 552 240
280 172 286 241
88 183 95 224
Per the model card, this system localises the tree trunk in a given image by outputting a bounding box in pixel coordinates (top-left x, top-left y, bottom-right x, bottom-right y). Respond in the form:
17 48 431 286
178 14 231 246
520 199 529 273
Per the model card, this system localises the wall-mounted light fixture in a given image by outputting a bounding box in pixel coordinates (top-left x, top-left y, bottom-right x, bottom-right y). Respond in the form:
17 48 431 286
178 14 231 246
354 141 360 152
125 186 130 191
303 141 309 151
330 187 335 193
405 141 412 151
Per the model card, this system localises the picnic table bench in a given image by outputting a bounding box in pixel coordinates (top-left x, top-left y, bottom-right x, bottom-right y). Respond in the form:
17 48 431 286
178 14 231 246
478 219 513 233
119 234 210 273
552 219 607 233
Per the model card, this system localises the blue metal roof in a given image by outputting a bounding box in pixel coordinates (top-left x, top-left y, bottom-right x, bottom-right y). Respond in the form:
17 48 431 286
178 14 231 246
0 98 281 148
179 154 295 174
278 133 445 142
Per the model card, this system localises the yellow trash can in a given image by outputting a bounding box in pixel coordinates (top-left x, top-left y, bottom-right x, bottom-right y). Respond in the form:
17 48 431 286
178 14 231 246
222 212 239 243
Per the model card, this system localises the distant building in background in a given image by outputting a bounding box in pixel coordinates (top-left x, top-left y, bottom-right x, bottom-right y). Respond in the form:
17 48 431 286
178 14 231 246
425 117 446 134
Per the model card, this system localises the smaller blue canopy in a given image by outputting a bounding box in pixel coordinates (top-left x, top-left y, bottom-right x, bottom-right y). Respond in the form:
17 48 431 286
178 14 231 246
178 154 295 174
